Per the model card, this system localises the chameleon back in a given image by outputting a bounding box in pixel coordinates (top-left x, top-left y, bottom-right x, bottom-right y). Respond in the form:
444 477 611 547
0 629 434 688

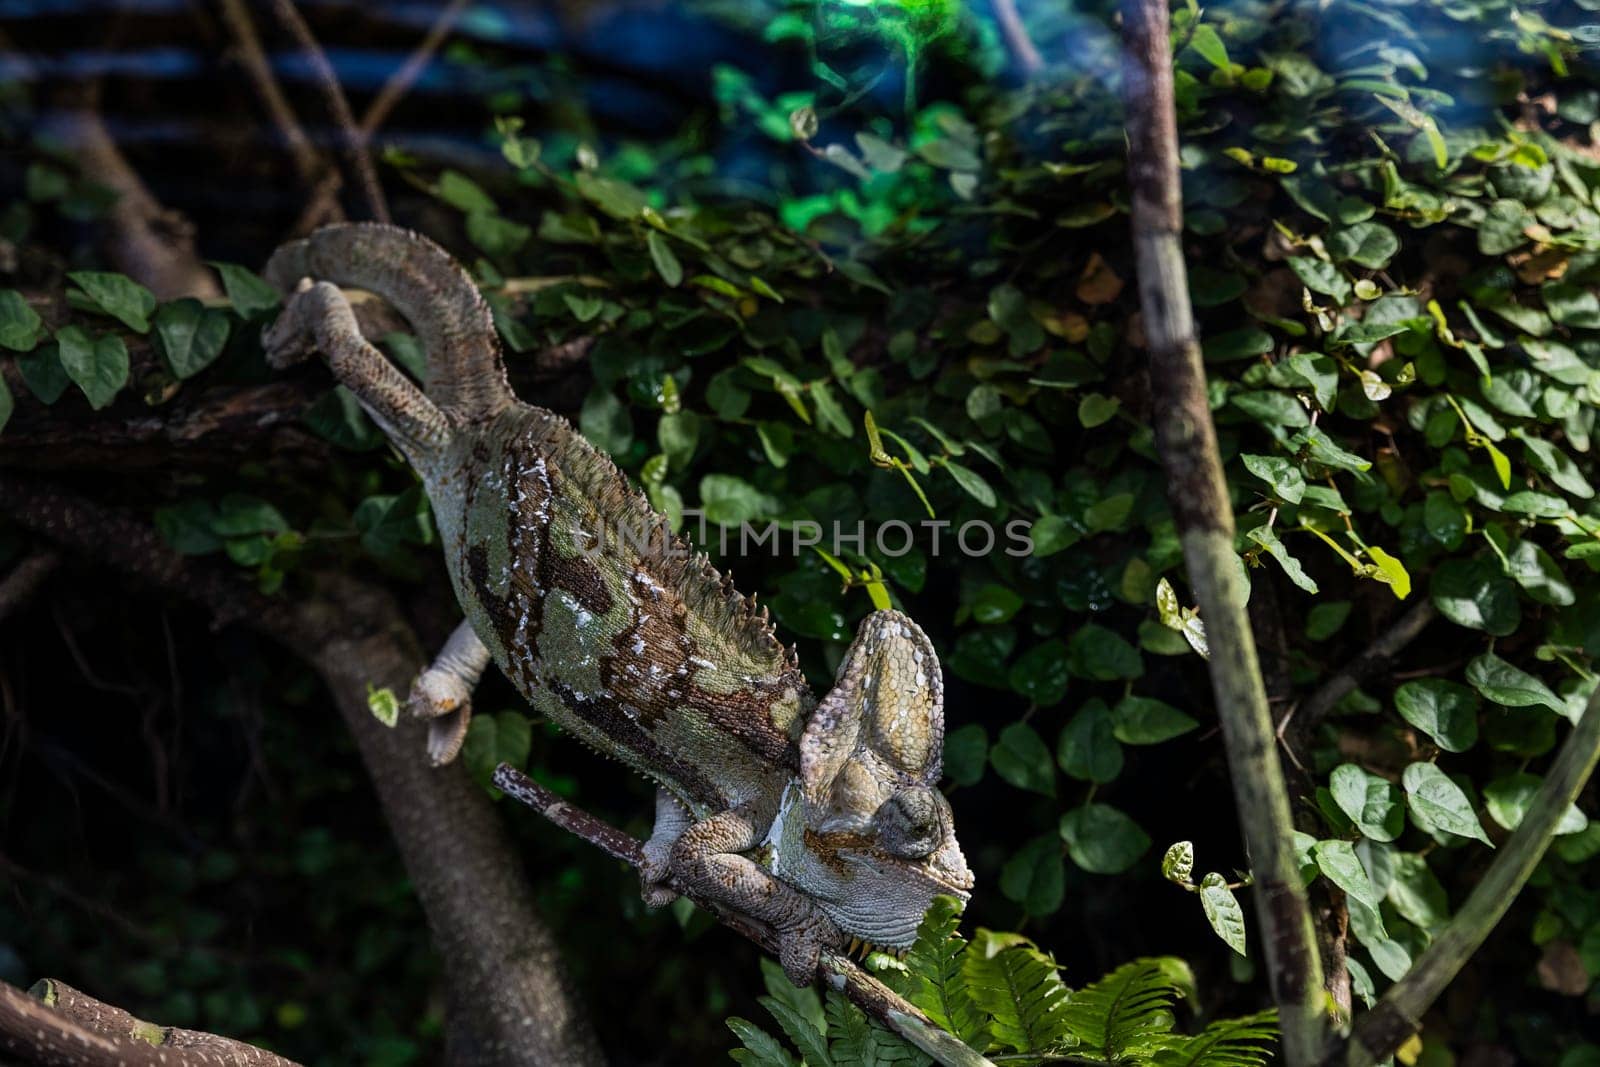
430 404 812 817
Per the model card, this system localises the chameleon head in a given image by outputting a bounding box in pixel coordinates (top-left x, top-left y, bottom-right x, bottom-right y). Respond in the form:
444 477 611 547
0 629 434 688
783 610 974 951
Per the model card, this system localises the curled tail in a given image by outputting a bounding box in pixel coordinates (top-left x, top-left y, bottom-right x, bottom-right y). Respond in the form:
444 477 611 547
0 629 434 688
264 223 514 421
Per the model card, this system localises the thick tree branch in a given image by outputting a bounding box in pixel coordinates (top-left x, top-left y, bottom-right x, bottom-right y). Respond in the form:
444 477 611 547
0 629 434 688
0 978 299 1067
0 476 603 1066
0 550 60 624
1118 0 1328 1061
1340 695 1600 1065
990 0 1044 78
492 765 997 1067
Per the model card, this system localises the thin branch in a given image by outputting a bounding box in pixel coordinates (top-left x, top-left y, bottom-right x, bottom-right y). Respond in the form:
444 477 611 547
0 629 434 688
267 0 391 223
1118 0 1328 1061
990 0 1044 79
492 765 998 1067
1281 600 1438 752
0 551 60 625
0 978 301 1066
1341 695 1600 1066
359 0 473 138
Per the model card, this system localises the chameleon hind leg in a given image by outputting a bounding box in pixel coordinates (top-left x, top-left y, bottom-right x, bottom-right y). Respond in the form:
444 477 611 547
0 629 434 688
264 278 451 468
640 788 691 908
409 619 492 767
671 808 842 986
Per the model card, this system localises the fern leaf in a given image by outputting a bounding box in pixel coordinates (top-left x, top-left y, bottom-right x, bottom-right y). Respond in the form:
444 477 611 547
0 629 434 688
823 990 928 1067
1061 957 1185 1061
961 931 1071 1055
900 894 990 1050
760 994 833 1067
1153 1009 1278 1067
728 1016 800 1067
761 957 829 1039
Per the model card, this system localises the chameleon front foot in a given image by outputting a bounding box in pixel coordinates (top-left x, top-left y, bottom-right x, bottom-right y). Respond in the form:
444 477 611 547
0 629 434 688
775 912 844 988
409 620 492 767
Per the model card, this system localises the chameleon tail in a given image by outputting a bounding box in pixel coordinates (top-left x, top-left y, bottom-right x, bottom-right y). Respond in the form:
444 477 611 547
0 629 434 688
263 222 515 422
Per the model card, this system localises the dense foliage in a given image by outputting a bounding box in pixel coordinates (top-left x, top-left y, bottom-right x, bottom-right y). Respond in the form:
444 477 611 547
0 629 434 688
4 0 1600 1062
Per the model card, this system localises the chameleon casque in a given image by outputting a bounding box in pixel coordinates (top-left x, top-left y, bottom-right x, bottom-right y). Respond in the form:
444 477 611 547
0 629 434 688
262 222 973 984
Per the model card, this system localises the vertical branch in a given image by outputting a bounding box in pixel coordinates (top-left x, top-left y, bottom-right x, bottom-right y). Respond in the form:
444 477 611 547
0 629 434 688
1117 0 1328 1061
1343 696 1600 1065
268 0 392 224
991 0 1044 79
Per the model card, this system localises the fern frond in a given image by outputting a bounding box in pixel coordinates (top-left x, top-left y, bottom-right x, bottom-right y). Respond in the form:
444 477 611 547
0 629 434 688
761 957 830 1043
760 995 834 1067
900 894 990 1050
1153 1009 1278 1067
1061 957 1184 1061
961 932 1071 1056
823 990 929 1067
728 1016 801 1067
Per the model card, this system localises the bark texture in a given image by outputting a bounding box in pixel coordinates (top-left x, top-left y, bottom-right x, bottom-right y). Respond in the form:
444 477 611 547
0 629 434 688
1118 1 1329 1060
0 475 604 1067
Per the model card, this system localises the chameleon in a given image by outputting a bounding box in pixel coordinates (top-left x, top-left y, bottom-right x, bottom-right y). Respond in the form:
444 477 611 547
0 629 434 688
262 222 973 984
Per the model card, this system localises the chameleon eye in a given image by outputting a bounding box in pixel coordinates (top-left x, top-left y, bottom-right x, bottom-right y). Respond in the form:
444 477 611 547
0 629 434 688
875 787 944 860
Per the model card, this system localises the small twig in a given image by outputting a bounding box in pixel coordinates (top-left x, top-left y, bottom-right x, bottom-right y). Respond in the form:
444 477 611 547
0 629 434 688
990 0 1044 79
1280 600 1438 750
359 0 472 138
492 764 997 1067
1339 694 1600 1066
0 551 60 625
268 0 392 223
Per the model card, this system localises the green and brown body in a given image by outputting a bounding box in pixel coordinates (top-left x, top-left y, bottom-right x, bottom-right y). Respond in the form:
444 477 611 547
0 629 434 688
263 223 972 985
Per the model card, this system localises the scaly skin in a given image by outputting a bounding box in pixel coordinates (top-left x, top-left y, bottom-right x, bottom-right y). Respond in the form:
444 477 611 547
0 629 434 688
263 223 973 984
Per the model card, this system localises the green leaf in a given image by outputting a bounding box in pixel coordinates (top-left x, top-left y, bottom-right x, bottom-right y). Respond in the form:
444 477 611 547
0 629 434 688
1199 873 1248 956
1067 624 1143 680
1314 839 1383 907
646 230 683 287
1326 221 1399 269
1058 700 1123 783
1247 523 1318 594
55 325 129 410
1242 454 1306 504
699 473 779 526
1079 393 1121 428
1394 679 1479 752
1292 426 1372 472
998 835 1065 916
1477 199 1533 255
1287 256 1352 304
1306 601 1351 641
1504 538 1575 606
1188 24 1231 70
972 583 1024 625
900 895 988 1048
991 722 1056 796
1430 557 1520 635
1465 652 1565 713
466 211 531 258
68 270 155 332
943 723 988 788
943 461 996 506
1483 773 1588 835
1522 437 1593 498
0 372 11 434
1203 327 1274 363
1064 957 1186 1061
367 685 400 727
574 172 649 219
210 262 280 318
354 486 434 559
436 169 497 212
0 290 43 351
1386 853 1449 932
1112 696 1198 745
1008 639 1070 706
1162 842 1194 884
1402 762 1492 845
1061 804 1151 875
153 299 232 379
1329 764 1405 842
962 935 1070 1053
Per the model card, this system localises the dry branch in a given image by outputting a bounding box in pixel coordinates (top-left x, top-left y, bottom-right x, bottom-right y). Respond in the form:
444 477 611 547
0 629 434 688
0 550 60 624
360 0 473 138
492 764 998 1067
1118 0 1329 1060
1339 694 1600 1066
0 978 299 1067
267 0 392 223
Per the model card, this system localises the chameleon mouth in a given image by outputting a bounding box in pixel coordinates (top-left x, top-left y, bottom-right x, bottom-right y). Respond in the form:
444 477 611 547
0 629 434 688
842 937 909 961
